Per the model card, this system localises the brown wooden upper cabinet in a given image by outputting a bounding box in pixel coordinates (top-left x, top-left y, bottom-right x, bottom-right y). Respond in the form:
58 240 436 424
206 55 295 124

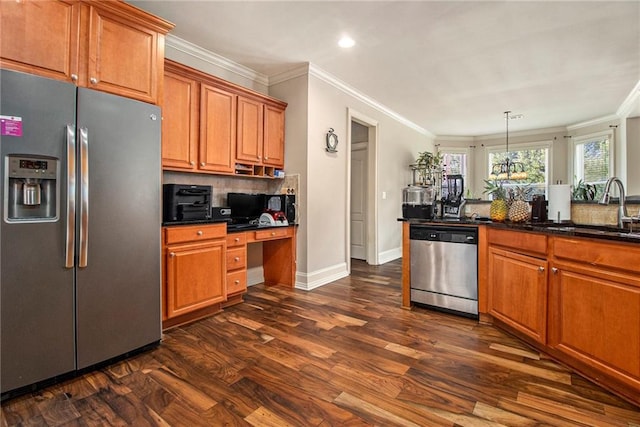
0 0 173 105
161 59 287 176
263 104 286 168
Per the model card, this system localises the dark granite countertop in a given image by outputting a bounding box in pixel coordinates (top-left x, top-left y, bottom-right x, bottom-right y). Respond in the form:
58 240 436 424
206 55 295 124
399 217 640 244
162 219 296 233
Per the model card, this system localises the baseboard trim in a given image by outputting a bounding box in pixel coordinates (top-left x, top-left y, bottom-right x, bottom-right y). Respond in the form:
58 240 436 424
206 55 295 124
378 247 402 264
295 262 349 291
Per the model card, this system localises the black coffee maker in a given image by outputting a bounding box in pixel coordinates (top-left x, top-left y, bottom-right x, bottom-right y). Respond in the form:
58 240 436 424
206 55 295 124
530 195 548 222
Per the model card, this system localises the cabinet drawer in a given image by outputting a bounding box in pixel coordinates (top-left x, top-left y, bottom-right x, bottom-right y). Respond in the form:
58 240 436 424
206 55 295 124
164 223 226 245
253 227 291 241
226 232 247 248
552 236 640 275
226 247 247 271
488 228 547 257
227 270 247 295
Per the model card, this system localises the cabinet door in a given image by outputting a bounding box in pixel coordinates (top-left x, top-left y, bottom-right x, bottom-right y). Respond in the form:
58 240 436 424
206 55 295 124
165 240 226 318
488 247 548 344
263 104 285 168
200 84 236 173
236 96 263 164
162 71 198 170
0 0 80 82
549 264 640 381
86 5 159 103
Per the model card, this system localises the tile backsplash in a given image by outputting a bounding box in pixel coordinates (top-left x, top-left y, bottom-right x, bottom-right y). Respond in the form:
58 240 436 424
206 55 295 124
162 171 299 207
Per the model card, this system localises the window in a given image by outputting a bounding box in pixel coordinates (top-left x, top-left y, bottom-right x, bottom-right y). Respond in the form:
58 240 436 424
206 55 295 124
438 148 470 198
487 142 550 199
572 131 613 195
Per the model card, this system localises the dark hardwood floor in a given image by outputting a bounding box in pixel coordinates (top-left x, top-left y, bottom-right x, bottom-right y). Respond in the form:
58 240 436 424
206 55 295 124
2 259 640 426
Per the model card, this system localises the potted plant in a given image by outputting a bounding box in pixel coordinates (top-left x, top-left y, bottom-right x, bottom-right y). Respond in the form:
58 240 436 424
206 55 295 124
414 151 442 185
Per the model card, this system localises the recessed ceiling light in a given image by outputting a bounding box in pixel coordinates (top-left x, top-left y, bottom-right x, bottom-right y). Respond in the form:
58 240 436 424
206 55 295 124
338 35 355 48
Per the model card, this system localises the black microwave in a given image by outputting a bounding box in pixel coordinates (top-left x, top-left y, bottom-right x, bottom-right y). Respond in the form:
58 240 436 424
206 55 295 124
265 194 296 224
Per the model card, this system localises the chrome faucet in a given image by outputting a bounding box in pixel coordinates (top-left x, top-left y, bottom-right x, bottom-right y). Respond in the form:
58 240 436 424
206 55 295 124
598 177 632 229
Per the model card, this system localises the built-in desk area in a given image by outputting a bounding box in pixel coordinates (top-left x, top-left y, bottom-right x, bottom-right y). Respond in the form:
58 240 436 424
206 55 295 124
162 223 297 330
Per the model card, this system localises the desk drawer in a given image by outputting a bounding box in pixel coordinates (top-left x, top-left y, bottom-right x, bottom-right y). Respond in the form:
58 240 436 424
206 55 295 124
226 247 247 271
253 227 291 241
226 232 247 248
164 223 226 245
227 270 247 295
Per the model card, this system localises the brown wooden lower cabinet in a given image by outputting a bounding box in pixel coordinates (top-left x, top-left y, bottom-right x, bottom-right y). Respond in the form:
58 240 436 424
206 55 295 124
163 224 226 328
162 224 297 329
482 227 640 406
548 263 640 384
488 246 548 344
547 236 640 402
223 232 248 307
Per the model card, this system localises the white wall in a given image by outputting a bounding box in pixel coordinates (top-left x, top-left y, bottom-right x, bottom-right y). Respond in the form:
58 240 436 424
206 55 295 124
627 117 640 195
270 67 432 288
268 73 310 276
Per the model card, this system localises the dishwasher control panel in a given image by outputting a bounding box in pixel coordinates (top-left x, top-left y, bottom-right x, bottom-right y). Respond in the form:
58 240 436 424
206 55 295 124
409 225 477 244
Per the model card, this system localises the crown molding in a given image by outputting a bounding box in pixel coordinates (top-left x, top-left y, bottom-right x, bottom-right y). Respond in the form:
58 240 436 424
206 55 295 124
165 35 269 86
616 79 640 118
307 63 434 138
435 135 476 143
269 64 310 86
271 63 433 137
566 114 620 132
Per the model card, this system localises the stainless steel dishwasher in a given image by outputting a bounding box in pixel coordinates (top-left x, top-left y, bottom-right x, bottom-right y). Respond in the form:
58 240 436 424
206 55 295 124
410 224 478 317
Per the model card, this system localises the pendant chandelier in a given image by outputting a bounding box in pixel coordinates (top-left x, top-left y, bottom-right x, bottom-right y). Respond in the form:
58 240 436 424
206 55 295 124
488 111 528 181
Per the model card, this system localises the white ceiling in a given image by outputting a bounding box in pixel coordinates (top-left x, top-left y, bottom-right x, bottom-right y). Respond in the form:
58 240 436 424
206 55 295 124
131 0 640 137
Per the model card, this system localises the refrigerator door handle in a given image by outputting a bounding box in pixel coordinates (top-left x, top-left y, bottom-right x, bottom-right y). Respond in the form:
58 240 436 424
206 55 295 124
79 127 89 268
65 125 76 268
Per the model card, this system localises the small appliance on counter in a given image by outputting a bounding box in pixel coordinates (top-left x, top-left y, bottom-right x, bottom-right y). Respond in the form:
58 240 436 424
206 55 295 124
259 210 289 227
211 206 232 223
441 174 465 218
265 194 296 224
402 185 436 219
530 195 548 222
163 184 212 223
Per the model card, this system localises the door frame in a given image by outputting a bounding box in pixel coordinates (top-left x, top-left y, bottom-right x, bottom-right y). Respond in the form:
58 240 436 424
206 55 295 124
346 108 379 269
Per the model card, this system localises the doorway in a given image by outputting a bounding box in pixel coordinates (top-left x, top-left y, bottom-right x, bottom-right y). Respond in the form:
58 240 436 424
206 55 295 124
347 109 378 268
350 127 368 260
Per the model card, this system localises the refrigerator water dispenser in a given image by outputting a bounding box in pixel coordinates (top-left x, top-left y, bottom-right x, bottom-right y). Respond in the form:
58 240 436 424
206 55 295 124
4 155 59 222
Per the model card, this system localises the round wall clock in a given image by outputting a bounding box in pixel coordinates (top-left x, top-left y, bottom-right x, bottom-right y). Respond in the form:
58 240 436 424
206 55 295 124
326 128 339 153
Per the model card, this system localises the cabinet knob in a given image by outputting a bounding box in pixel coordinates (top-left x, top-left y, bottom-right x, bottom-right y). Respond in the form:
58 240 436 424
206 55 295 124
170 252 175 257
234 256 240 262
271 232 276 236
234 238 240 242
538 266 545 272
200 162 205 167
190 161 195 166
197 230 203 236
265 156 269 160
71 74 78 82
235 280 240 284
90 77 98 85
552 267 559 274
257 155 261 159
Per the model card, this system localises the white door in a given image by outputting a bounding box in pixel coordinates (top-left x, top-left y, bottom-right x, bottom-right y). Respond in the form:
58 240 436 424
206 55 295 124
351 146 367 259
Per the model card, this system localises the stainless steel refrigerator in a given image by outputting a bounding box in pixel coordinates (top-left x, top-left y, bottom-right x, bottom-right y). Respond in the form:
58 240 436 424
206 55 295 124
0 69 161 397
